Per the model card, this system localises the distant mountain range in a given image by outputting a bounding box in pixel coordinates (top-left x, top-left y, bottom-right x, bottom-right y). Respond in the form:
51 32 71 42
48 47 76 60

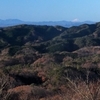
0 19 95 27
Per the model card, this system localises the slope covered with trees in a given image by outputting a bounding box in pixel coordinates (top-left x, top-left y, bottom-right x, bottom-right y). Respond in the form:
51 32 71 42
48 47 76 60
0 23 100 99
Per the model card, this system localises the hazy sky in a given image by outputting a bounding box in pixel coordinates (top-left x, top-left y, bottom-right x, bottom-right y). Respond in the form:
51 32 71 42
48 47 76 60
0 0 100 22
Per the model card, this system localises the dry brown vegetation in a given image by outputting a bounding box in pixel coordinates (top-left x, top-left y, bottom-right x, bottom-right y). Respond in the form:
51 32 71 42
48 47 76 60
0 68 100 100
0 23 100 99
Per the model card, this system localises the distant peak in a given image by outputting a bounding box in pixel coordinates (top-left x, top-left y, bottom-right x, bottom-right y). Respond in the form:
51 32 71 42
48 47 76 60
71 18 80 22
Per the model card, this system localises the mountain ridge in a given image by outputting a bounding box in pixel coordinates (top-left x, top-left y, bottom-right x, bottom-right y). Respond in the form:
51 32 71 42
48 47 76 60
0 22 100 53
0 19 95 27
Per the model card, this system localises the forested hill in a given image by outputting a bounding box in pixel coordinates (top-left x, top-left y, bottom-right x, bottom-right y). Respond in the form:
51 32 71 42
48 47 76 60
1 22 100 100
0 22 100 53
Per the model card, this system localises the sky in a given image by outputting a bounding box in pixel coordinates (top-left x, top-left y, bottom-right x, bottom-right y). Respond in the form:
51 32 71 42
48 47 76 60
0 0 100 22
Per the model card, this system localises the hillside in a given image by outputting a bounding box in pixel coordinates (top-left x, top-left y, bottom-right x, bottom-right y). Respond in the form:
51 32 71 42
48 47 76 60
0 23 100 100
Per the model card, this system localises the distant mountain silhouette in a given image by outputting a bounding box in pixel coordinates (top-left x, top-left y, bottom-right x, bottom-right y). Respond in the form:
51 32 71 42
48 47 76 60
0 19 95 27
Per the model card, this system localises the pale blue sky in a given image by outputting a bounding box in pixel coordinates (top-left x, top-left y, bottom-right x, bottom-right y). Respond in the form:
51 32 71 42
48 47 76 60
0 0 100 22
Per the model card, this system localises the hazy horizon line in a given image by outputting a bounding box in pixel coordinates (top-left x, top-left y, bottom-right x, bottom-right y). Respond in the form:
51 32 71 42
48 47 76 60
0 18 96 23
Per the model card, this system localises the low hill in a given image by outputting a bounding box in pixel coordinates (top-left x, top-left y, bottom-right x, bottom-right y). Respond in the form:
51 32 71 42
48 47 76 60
0 22 100 53
0 23 100 100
